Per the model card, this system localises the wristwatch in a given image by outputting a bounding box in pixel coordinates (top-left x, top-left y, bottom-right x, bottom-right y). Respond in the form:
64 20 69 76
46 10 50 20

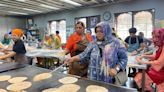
115 66 120 72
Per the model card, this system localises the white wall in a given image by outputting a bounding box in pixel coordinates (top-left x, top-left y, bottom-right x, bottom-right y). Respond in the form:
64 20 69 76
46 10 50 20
0 16 26 40
33 0 164 29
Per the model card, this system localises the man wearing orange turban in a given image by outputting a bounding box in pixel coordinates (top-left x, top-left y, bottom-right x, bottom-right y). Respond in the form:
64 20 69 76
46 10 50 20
0 28 28 64
12 28 24 37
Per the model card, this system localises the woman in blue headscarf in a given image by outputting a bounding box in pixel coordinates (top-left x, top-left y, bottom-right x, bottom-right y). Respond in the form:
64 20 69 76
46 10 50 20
65 22 127 83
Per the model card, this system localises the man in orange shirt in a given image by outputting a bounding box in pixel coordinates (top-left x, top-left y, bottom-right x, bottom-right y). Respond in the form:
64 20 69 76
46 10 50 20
65 21 93 77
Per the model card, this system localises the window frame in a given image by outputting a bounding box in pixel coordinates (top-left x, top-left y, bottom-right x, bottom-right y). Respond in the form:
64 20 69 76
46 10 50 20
114 9 155 39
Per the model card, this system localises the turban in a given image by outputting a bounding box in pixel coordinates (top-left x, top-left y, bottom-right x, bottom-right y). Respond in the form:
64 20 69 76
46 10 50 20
12 28 24 37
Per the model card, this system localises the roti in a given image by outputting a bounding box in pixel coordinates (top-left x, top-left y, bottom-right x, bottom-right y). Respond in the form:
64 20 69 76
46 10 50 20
33 73 52 82
59 77 78 84
86 85 108 92
0 89 7 92
42 88 64 92
8 77 28 84
0 75 11 82
59 84 80 92
7 81 32 91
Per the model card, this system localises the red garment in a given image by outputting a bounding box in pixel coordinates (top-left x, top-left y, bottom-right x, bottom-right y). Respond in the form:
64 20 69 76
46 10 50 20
147 47 164 85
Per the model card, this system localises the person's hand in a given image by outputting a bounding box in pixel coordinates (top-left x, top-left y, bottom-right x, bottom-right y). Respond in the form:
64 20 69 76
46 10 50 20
131 50 137 56
109 68 117 77
136 56 144 64
64 58 74 65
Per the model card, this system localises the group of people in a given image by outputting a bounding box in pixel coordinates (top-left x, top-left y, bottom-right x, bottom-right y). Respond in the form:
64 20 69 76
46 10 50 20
0 29 28 63
0 21 163 92
43 31 61 49
65 22 127 84
64 21 164 92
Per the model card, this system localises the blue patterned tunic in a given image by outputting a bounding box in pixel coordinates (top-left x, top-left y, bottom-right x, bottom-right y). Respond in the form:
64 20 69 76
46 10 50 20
78 22 127 83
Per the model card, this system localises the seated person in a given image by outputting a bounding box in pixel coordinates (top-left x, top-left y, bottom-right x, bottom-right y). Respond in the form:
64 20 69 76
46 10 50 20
1 33 11 45
139 32 152 46
50 34 61 49
135 28 164 92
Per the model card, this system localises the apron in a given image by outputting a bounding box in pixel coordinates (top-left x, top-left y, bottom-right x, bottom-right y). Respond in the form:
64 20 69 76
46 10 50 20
69 36 89 77
127 37 140 52
15 54 29 64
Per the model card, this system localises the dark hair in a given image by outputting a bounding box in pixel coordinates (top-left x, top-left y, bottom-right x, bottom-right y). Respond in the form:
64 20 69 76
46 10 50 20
129 28 137 34
112 28 115 31
76 21 85 28
56 31 59 34
112 33 116 37
95 26 101 33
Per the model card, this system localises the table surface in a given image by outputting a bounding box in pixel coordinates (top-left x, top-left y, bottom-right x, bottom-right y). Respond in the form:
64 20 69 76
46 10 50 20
0 65 137 92
26 49 65 60
127 55 147 69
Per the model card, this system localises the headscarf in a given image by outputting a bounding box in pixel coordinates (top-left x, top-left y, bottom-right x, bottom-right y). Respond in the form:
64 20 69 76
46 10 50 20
152 28 164 47
95 22 115 80
12 28 24 37
95 22 113 44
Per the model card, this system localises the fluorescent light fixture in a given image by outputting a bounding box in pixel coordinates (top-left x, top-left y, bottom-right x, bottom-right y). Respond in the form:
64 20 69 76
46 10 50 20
23 8 42 13
16 0 26 2
40 4 59 10
60 0 82 6
8 11 28 15
0 4 7 6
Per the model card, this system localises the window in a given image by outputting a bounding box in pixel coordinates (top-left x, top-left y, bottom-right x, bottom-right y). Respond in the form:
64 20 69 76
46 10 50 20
116 12 132 40
49 20 66 43
134 11 153 38
115 9 154 40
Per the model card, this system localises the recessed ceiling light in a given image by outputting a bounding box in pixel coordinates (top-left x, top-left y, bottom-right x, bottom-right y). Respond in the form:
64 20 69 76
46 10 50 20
60 0 82 6
16 0 26 2
8 11 28 15
23 8 42 13
40 4 59 10
0 4 7 6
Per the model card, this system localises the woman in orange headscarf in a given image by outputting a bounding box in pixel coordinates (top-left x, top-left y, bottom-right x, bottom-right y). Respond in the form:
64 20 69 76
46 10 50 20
0 28 28 64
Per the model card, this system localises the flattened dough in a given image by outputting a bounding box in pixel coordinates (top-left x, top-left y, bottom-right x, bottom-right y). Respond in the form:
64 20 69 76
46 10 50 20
42 88 64 92
86 85 108 92
59 77 78 84
42 84 80 92
7 81 32 91
59 84 80 92
0 89 7 92
8 77 28 83
33 73 52 82
0 75 11 82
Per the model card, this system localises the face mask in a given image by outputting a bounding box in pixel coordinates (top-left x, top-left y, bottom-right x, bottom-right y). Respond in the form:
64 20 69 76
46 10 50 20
97 41 102 45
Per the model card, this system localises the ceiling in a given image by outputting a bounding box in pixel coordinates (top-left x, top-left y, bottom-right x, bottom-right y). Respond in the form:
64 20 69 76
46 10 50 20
0 0 131 16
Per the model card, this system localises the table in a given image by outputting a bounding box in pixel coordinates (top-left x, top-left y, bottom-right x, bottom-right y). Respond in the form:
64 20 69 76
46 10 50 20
26 49 65 69
0 65 137 92
127 55 147 92
26 49 65 60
